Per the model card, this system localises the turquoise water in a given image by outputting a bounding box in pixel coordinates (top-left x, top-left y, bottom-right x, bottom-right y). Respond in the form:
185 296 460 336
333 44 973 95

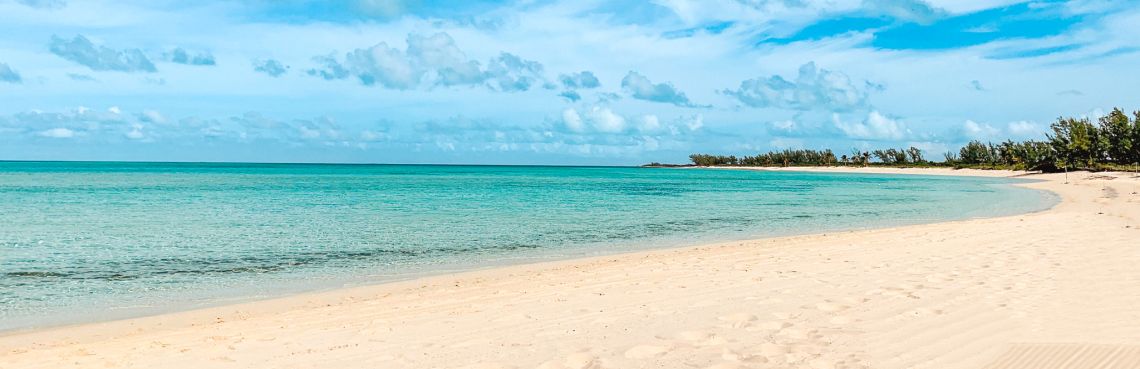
0 162 1055 330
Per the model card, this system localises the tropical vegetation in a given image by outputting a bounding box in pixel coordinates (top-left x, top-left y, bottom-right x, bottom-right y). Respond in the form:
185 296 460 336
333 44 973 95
676 108 1140 172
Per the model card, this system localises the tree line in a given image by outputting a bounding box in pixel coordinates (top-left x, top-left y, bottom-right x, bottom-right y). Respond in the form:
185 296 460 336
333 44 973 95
681 108 1140 172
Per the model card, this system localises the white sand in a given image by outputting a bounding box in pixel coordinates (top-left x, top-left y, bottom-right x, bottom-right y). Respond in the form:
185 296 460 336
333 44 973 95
3 168 1139 369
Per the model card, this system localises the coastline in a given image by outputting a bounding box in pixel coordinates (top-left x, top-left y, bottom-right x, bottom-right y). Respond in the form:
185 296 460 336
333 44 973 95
3 168 1138 368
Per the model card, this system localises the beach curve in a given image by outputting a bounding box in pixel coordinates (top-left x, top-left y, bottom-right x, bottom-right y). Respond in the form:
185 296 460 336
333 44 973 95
2 168 1138 369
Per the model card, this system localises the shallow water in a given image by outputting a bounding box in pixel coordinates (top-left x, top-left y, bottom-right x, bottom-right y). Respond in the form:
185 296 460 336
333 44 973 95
0 162 1056 330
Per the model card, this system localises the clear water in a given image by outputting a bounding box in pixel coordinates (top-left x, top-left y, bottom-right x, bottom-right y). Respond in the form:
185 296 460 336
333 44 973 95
0 162 1056 330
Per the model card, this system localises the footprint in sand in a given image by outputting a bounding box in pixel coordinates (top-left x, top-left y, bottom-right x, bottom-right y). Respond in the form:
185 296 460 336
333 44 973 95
717 313 758 328
815 302 849 313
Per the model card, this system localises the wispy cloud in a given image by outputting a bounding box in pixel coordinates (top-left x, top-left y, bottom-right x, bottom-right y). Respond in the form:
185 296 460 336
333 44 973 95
66 73 96 81
49 35 156 73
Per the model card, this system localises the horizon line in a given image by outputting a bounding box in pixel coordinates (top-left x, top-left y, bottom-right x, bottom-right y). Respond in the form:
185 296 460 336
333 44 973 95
0 159 646 168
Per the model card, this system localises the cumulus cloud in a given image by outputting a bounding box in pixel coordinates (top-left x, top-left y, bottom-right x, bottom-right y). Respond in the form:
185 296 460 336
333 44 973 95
723 62 869 112
484 53 545 92
559 106 703 136
681 114 704 131
954 120 1042 141
0 62 22 84
166 48 216 66
961 119 1000 139
49 35 156 73
833 111 908 140
620 71 701 107
307 32 545 92
0 106 131 140
561 106 625 133
559 71 600 89
38 127 76 138
294 116 342 141
252 58 288 77
125 123 145 140
406 111 702 158
1007 121 1039 137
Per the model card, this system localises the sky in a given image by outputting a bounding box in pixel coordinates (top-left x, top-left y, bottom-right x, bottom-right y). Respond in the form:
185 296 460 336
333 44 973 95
0 0 1137 165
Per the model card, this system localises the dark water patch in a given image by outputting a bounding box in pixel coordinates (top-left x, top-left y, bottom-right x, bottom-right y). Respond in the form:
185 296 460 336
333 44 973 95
6 271 71 278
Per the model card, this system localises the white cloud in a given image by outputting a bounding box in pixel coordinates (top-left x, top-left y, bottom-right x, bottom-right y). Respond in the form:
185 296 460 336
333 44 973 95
682 114 703 131
125 123 144 139
723 62 870 112
561 108 584 132
621 71 699 107
298 126 321 139
360 130 385 141
962 119 1000 139
307 32 546 92
588 106 626 133
768 137 805 149
833 111 908 140
38 127 76 138
1007 120 1039 137
639 114 661 132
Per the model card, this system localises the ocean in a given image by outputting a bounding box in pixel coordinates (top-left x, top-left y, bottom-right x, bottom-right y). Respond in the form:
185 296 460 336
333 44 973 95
0 162 1056 330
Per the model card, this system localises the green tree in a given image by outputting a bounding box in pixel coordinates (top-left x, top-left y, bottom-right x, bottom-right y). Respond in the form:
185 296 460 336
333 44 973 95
1099 108 1135 164
943 151 958 164
1134 111 1140 164
906 147 924 164
1048 117 1102 169
959 140 990 165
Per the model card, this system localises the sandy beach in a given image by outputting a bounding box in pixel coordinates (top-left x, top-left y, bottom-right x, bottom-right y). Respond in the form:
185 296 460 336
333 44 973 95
2 168 1138 369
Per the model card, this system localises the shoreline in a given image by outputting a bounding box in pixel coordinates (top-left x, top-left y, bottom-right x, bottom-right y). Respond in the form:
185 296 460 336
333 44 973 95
0 168 1052 334
3 168 1138 368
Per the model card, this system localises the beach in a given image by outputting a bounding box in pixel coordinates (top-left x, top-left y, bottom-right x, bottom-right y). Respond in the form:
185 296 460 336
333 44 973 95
2 168 1138 368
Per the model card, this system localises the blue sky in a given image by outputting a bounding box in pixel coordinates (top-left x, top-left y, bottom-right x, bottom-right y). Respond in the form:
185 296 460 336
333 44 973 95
0 0 1137 165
